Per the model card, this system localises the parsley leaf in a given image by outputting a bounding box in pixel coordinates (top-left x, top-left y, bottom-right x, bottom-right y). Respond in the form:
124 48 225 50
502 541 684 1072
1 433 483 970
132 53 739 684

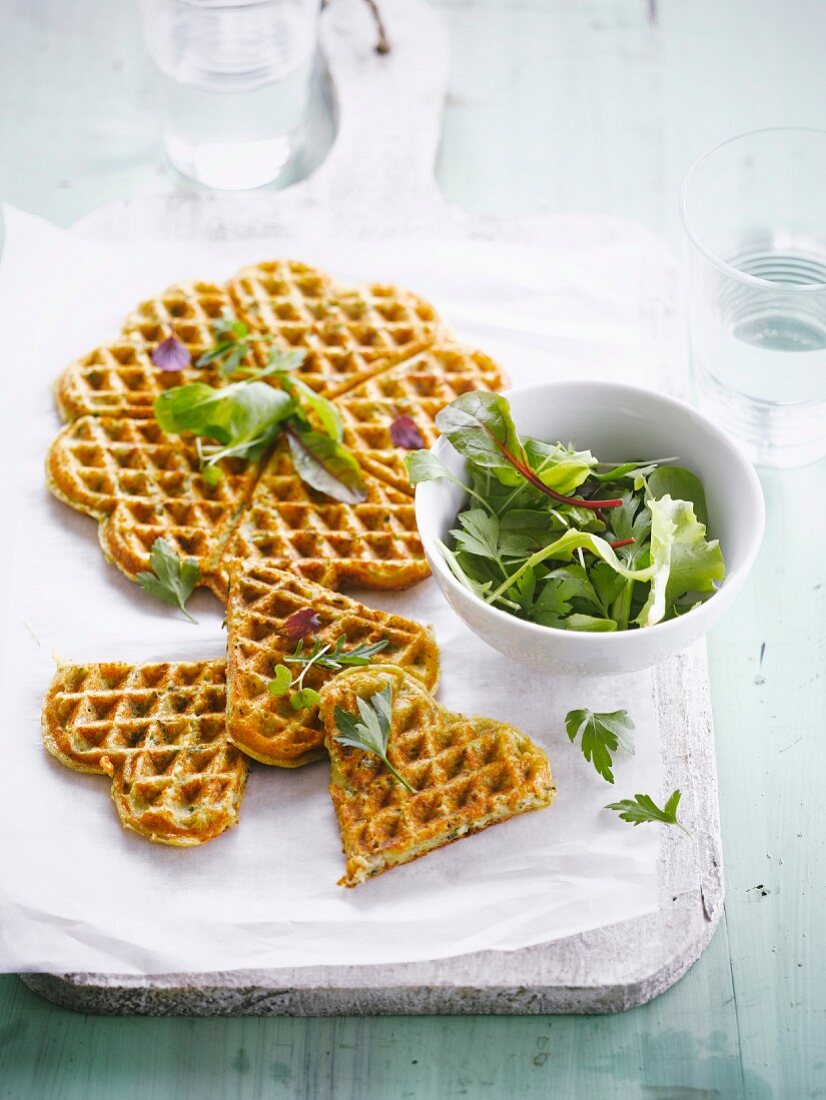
333 685 415 793
605 789 691 836
565 707 635 783
136 538 200 622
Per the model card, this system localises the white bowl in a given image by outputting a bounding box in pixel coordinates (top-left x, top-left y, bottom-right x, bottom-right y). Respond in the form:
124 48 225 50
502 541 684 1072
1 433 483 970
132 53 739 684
414 381 765 676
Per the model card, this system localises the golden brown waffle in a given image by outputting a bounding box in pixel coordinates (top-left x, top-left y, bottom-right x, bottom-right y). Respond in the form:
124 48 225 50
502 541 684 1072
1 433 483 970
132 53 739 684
319 665 555 887
213 440 429 598
122 280 234 360
46 415 257 583
55 340 227 422
338 343 509 493
228 260 444 397
225 565 439 767
47 258 510 605
42 660 247 846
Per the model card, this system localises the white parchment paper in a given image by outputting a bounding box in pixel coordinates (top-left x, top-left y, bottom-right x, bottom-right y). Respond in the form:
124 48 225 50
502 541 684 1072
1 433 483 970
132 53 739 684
0 206 676 974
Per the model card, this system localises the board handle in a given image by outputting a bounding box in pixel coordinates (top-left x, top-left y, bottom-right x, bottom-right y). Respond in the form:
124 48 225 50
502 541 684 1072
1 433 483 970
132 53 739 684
305 0 452 224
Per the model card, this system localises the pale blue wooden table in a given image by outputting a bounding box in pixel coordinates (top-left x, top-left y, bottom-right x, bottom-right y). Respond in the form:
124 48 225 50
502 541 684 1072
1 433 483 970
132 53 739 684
1 1 824 1096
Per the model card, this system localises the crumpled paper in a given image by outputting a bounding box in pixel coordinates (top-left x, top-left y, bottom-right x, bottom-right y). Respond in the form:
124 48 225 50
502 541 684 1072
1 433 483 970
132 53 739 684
0 206 677 975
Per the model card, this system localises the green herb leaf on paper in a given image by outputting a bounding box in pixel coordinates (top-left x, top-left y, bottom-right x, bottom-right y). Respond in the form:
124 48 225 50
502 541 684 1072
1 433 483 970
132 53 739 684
606 789 691 836
136 538 200 622
565 708 635 783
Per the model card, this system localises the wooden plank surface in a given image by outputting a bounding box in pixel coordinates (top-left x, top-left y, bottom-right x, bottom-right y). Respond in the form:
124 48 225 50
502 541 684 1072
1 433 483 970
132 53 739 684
1 0 824 1096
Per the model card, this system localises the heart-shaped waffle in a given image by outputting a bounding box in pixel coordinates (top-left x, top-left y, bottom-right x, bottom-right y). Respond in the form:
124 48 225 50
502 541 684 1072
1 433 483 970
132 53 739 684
42 660 247 846
225 565 439 767
319 665 555 887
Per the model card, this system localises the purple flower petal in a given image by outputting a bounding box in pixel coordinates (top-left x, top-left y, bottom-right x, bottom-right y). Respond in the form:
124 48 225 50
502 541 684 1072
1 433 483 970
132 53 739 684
151 334 192 372
389 415 425 450
282 608 322 641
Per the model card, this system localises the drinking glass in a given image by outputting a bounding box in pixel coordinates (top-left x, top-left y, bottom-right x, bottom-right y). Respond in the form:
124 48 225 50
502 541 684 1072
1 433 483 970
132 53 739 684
139 0 319 190
681 128 826 468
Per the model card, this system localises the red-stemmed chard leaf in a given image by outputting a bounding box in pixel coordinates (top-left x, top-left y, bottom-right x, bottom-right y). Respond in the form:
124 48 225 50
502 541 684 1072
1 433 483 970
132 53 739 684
389 415 425 450
282 608 322 641
285 426 368 505
152 334 192 372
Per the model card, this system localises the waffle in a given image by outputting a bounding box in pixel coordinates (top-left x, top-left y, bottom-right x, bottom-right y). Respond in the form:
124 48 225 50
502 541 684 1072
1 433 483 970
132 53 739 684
213 440 430 598
319 665 555 887
225 565 439 767
42 660 247 846
55 341 227 422
338 343 509 493
47 258 509 605
121 280 235 360
46 415 257 583
228 260 444 396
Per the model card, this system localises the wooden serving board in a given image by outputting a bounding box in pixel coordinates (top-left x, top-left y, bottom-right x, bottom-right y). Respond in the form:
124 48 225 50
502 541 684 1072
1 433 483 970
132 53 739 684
20 0 722 1015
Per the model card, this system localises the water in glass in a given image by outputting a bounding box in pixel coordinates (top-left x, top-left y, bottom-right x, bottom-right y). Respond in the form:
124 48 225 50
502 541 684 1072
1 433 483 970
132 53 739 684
142 0 317 190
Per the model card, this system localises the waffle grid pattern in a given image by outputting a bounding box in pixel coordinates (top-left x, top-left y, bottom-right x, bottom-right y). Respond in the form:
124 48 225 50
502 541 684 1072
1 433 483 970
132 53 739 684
225 565 439 766
320 666 554 887
42 661 247 846
47 260 508 596
228 260 445 396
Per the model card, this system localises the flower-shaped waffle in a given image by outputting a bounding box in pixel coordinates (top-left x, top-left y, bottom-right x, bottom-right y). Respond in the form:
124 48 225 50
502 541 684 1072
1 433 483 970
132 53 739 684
225 565 439 767
227 260 446 396
42 660 247 845
46 259 507 601
319 665 555 887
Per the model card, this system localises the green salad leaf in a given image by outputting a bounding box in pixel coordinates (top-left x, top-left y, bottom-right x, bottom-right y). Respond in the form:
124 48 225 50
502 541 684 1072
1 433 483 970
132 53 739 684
154 339 365 504
636 494 725 627
285 427 368 504
435 391 526 486
420 392 727 633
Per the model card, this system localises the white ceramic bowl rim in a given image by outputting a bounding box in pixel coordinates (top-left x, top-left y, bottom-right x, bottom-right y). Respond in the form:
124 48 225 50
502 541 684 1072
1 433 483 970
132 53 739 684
418 379 765 645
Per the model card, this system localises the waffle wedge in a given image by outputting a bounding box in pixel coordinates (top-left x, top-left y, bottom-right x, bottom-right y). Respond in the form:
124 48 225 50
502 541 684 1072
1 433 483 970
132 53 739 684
55 340 227 421
122 280 235 360
213 440 429 599
42 660 246 846
338 342 509 493
225 565 439 767
46 415 257 585
319 665 555 887
228 260 444 396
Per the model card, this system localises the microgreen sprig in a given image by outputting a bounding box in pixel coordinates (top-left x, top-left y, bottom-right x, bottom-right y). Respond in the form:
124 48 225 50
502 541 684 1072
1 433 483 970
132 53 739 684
195 311 278 376
267 636 390 711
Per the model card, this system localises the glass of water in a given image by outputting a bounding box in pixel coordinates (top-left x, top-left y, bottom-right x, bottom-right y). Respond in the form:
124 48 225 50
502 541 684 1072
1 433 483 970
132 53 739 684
139 0 318 191
681 128 826 468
